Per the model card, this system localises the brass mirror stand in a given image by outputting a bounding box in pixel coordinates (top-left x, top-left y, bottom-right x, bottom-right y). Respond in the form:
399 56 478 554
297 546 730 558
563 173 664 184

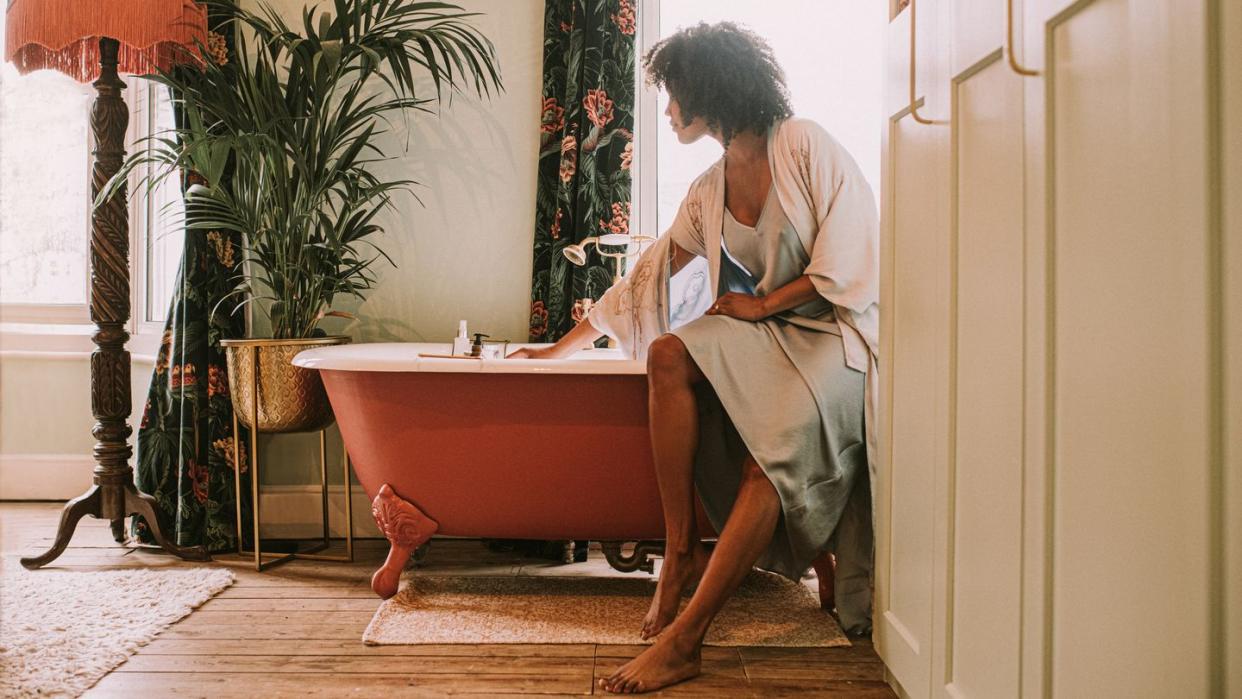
21 38 210 569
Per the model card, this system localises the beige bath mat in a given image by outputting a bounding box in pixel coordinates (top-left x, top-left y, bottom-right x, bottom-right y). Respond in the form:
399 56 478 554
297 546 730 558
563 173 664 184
362 571 849 647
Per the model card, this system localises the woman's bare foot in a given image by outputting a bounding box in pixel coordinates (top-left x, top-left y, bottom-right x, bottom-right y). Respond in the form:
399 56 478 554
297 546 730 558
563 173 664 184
599 630 702 694
641 543 710 640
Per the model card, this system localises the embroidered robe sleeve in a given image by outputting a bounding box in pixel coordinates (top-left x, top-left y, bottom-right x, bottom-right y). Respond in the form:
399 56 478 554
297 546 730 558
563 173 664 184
585 177 710 360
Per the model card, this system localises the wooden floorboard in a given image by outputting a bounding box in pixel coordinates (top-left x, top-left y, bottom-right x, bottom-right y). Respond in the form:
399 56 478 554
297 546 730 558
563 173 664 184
2 502 895 697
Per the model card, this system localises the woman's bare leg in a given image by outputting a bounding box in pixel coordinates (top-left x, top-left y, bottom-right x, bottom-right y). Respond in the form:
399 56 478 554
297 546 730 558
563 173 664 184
642 334 712 639
602 456 781 694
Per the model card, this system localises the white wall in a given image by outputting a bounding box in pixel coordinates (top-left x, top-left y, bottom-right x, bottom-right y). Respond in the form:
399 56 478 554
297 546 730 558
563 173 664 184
0 355 154 498
246 0 544 486
266 0 543 346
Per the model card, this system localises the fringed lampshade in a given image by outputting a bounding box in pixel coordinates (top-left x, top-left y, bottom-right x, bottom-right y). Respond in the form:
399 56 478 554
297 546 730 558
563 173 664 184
9 0 213 569
4 0 207 82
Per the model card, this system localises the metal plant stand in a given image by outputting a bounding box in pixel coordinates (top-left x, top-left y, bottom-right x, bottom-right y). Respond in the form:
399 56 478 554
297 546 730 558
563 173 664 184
231 342 354 572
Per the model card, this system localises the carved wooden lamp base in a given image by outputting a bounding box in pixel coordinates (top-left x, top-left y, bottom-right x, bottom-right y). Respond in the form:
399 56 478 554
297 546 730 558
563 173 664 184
18 37 207 569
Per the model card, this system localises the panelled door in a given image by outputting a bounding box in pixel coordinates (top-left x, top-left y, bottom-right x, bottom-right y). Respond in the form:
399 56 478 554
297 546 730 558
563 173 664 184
1027 0 1217 694
937 0 1029 696
876 0 952 695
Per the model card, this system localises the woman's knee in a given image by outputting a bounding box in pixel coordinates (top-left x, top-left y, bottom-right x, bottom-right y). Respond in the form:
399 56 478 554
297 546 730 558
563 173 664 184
647 334 693 384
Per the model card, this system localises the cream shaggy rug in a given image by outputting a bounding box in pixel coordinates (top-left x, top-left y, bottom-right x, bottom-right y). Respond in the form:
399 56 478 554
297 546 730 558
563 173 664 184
0 563 234 698
363 571 849 647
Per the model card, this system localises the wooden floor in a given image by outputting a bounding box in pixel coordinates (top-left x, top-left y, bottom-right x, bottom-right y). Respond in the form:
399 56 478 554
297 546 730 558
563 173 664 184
1 502 895 698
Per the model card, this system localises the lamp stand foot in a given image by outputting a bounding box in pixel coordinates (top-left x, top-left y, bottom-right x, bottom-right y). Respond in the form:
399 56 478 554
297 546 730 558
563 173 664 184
127 486 210 561
20 482 208 569
20 488 101 570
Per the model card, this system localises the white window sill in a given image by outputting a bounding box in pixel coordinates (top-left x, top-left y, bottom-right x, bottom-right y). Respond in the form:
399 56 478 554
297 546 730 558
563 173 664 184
0 322 160 362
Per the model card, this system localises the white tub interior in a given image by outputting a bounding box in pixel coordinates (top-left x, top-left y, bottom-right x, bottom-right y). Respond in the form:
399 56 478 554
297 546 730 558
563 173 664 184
292 342 645 374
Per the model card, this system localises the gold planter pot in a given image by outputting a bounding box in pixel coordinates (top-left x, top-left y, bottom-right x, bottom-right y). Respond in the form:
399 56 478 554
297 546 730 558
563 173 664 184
220 336 350 433
219 335 354 571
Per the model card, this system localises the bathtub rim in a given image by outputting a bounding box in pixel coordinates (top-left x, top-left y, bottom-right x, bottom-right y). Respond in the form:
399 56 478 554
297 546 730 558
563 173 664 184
292 342 646 374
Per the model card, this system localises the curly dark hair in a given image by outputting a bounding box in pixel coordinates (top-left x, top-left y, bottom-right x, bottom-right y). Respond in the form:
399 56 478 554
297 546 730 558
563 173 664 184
643 22 793 146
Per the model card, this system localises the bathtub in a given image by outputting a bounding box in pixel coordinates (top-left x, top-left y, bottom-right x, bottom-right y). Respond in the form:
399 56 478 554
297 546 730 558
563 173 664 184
293 342 834 606
291 342 704 598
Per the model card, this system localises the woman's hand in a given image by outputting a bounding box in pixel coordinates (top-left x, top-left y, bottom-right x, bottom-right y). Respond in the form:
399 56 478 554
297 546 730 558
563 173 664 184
706 292 769 322
507 346 560 360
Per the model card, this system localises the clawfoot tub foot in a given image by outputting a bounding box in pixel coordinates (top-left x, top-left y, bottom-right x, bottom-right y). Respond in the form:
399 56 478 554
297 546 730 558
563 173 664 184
370 484 439 599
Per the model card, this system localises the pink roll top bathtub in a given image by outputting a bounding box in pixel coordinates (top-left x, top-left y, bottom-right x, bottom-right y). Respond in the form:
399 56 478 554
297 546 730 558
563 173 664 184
293 343 833 605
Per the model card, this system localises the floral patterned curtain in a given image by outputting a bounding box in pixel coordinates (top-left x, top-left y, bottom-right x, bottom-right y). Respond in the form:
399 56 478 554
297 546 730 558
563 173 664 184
529 0 636 342
131 5 250 552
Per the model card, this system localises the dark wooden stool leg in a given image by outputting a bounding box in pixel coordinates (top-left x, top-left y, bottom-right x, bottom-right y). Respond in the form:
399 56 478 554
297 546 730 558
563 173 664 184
811 551 836 611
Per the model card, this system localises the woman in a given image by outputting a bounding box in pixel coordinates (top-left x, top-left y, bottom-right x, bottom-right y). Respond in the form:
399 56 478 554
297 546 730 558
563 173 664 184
512 22 879 694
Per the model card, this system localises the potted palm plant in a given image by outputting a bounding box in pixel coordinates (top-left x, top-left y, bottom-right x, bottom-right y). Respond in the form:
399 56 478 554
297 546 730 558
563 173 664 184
106 0 502 431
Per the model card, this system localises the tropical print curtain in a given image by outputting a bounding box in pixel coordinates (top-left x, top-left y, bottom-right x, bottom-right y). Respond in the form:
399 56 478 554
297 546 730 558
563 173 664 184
132 5 251 552
529 0 637 342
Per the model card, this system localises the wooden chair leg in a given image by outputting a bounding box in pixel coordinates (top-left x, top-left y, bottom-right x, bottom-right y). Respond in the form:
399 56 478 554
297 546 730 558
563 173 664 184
811 551 836 611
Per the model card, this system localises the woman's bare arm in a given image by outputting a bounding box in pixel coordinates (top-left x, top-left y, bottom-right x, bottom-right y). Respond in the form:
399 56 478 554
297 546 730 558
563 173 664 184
510 241 697 359
756 275 819 316
507 314 605 359
707 275 819 321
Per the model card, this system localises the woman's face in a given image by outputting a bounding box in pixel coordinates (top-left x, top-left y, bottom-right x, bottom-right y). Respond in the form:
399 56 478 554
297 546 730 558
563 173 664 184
666 98 710 144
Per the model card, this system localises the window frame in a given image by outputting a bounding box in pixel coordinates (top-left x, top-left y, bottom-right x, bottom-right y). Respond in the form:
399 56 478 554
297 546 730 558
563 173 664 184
634 0 661 249
0 77 177 359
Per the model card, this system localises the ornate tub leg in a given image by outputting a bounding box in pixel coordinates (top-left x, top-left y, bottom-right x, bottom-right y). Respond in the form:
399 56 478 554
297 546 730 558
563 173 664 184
370 484 439 599
810 551 836 611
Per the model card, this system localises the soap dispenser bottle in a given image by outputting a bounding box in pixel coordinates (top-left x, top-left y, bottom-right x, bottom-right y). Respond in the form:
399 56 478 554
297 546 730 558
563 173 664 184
470 333 489 358
452 320 471 356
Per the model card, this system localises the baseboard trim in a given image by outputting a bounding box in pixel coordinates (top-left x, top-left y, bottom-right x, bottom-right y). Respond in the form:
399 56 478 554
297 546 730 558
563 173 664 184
0 454 95 500
0 464 381 538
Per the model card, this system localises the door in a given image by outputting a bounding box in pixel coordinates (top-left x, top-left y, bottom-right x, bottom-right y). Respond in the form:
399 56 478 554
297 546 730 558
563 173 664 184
939 0 1028 694
876 1 952 696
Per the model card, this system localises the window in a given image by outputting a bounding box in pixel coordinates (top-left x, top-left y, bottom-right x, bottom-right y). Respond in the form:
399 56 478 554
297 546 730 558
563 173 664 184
0 60 94 318
129 82 186 328
1 6 184 342
634 0 885 326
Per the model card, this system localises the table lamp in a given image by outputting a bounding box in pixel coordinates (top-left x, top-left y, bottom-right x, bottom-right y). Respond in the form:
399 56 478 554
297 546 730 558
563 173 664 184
6 0 211 568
